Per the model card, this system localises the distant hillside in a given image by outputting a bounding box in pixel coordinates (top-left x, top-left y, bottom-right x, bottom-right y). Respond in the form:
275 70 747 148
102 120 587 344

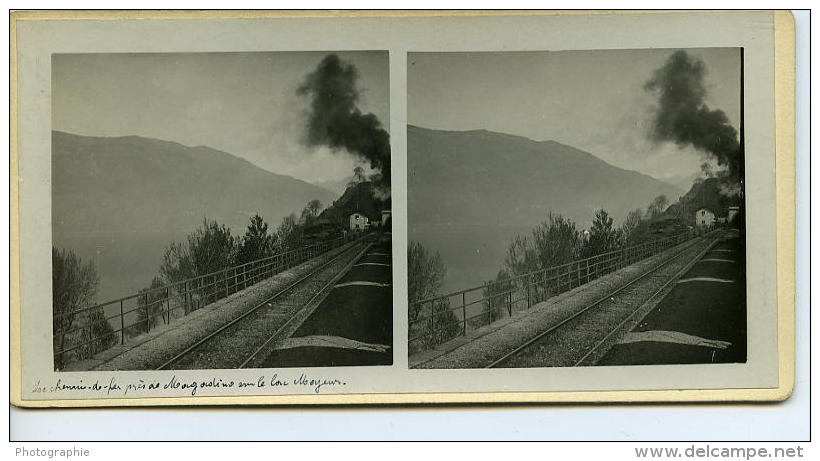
52 131 335 235
408 125 683 294
52 131 336 301
408 125 682 229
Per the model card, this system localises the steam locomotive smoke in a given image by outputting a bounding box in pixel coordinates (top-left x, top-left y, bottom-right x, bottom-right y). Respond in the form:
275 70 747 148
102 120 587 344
645 50 741 181
298 54 391 190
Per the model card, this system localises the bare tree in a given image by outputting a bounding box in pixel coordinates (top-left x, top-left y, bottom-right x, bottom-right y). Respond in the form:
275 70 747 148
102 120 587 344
407 241 459 350
159 242 194 285
647 194 670 219
275 213 301 251
620 208 647 245
158 218 237 312
52 247 99 370
407 241 447 311
307 199 323 217
504 234 537 277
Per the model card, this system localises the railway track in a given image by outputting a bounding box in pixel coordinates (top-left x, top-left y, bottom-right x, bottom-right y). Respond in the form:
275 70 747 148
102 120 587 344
156 239 373 370
486 233 722 369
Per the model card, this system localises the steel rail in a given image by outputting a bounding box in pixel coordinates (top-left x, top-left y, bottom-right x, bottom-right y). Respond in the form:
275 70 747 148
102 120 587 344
572 236 723 367
238 242 374 369
485 233 717 369
155 240 369 370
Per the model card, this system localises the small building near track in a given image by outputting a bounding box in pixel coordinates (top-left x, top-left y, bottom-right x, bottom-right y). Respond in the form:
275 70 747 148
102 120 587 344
349 212 369 231
727 206 740 224
695 208 716 227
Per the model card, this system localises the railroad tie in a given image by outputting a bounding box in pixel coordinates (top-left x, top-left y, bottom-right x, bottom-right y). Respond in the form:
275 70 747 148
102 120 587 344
273 335 391 353
334 281 392 288
620 330 732 349
676 277 734 284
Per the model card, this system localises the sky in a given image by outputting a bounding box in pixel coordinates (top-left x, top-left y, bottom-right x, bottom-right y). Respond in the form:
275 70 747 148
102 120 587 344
52 51 390 184
408 48 741 189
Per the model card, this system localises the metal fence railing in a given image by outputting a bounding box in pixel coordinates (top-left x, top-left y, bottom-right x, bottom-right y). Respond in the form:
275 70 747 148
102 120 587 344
53 235 354 368
408 232 697 355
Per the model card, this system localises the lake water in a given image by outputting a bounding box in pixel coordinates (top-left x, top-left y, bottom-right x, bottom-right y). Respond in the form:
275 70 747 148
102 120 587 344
53 230 188 305
408 223 531 295
56 225 533 320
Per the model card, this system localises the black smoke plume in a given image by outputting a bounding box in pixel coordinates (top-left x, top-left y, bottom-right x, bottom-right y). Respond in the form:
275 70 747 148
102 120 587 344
645 50 741 181
298 54 391 191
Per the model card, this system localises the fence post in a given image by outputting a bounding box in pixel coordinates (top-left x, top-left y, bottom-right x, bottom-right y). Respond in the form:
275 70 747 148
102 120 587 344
88 321 93 358
224 269 229 298
486 282 492 325
576 262 581 287
120 300 125 345
430 301 436 347
165 286 170 324
526 276 531 309
144 293 150 332
507 290 512 317
462 292 467 336
185 280 190 314
543 271 548 301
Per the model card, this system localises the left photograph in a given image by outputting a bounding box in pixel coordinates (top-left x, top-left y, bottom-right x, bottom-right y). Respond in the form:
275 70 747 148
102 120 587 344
51 51 393 371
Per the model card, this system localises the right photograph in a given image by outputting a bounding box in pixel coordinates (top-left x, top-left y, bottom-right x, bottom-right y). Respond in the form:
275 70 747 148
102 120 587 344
407 49 747 369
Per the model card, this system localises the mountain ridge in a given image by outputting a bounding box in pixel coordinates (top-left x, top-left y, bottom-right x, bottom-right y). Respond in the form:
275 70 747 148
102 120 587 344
52 130 336 235
408 124 682 229
51 130 339 300
407 125 684 293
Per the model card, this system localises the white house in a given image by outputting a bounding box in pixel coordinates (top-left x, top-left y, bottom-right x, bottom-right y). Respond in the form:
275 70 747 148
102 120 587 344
349 212 369 231
695 208 716 227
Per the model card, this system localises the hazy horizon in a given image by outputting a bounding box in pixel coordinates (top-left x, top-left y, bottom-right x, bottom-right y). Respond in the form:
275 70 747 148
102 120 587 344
49 128 343 192
408 48 741 187
52 51 390 185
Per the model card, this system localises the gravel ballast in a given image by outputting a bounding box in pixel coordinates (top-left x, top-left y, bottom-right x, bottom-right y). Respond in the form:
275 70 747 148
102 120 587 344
66 241 362 371
411 236 716 369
